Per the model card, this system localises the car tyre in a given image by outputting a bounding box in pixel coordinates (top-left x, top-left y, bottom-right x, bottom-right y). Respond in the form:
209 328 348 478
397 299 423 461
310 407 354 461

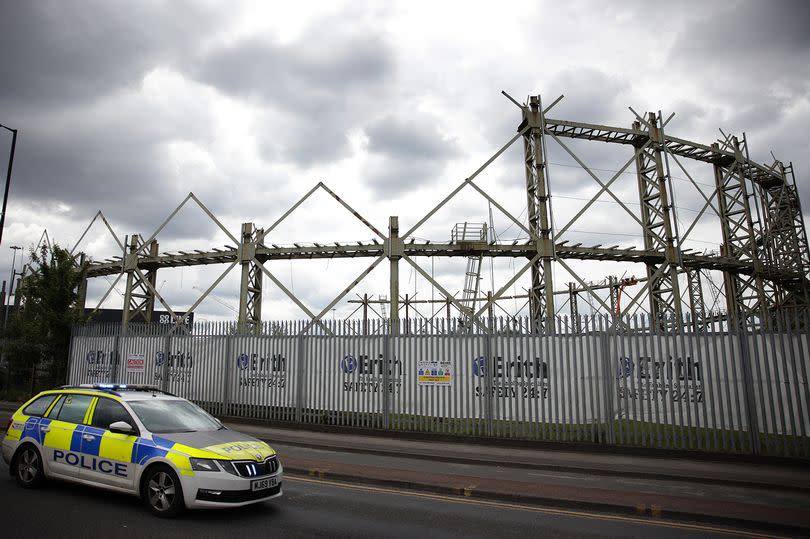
14 444 45 489
142 465 185 518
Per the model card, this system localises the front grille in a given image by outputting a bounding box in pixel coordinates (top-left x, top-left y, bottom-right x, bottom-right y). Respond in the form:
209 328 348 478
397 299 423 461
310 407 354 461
196 484 282 503
223 455 279 478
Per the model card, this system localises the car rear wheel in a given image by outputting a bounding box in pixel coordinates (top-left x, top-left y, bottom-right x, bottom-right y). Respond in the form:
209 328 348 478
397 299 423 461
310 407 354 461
142 465 185 517
14 445 45 488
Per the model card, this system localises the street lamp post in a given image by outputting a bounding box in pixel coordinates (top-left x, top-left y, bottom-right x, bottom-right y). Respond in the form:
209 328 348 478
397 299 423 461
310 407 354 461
0 124 18 248
2 245 21 391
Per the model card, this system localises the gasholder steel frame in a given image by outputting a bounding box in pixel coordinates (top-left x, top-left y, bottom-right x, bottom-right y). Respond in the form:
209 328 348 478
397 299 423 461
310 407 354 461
71 94 810 335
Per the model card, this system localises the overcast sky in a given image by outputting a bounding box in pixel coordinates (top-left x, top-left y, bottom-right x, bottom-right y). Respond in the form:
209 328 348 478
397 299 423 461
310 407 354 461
1 0 808 322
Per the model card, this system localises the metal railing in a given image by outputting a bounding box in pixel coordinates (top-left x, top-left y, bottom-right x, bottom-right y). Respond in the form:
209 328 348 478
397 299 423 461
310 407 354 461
67 313 810 458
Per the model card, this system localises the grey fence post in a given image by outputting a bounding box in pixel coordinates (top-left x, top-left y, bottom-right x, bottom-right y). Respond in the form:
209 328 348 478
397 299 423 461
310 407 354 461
161 332 171 392
485 328 493 437
223 333 232 417
736 321 762 456
600 329 616 445
383 334 391 430
111 333 121 384
295 334 305 423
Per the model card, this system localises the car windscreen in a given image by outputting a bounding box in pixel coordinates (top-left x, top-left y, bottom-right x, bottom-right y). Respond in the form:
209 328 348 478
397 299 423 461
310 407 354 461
127 399 221 433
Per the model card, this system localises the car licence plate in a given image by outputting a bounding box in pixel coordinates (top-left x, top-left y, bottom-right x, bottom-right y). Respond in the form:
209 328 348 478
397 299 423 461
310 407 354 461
251 477 277 491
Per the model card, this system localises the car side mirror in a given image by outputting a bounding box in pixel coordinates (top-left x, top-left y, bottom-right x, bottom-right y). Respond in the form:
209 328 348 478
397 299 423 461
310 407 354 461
109 421 137 436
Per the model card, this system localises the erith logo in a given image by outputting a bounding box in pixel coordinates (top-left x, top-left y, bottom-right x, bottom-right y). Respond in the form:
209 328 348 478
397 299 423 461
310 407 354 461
53 450 127 477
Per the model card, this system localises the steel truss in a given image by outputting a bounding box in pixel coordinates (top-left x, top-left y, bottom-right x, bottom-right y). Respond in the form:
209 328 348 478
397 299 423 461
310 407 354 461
713 136 769 326
70 93 810 335
521 96 556 330
756 161 810 321
633 112 682 324
238 223 264 331
122 234 159 328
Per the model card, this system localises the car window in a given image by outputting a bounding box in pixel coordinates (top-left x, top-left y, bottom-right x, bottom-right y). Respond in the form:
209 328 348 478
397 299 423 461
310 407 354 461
92 398 134 431
54 394 94 424
22 394 58 417
128 399 220 433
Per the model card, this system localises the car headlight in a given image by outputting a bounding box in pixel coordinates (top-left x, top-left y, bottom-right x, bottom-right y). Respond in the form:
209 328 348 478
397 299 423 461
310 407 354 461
190 458 222 472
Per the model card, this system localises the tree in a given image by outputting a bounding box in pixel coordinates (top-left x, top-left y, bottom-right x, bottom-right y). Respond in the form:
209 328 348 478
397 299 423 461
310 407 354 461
4 243 89 391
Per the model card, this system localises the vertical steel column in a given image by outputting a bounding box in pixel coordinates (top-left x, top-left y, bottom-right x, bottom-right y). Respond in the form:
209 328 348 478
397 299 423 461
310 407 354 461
686 269 706 332
362 293 369 335
784 163 810 279
122 235 159 331
713 138 768 326
756 162 810 322
568 283 580 333
238 223 264 332
521 96 555 331
609 276 619 316
633 113 682 324
144 240 158 321
387 216 402 336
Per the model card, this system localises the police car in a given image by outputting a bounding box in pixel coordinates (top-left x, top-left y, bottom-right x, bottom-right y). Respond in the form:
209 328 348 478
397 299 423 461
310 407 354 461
2 384 282 517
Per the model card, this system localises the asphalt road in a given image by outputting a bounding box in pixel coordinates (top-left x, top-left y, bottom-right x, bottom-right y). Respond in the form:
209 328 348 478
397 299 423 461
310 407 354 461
0 457 779 539
270 443 810 510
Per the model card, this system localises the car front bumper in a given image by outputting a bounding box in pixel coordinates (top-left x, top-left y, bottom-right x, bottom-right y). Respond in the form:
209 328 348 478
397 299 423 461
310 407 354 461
181 465 284 509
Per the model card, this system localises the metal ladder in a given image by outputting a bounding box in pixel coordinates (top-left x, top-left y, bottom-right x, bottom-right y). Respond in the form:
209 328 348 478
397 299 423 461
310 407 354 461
460 255 482 331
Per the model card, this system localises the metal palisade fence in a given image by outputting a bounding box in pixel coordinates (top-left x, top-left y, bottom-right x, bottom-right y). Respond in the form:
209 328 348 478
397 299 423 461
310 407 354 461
67 313 810 458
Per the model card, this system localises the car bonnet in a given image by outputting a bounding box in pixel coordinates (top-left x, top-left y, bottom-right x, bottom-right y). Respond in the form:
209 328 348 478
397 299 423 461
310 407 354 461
153 430 276 461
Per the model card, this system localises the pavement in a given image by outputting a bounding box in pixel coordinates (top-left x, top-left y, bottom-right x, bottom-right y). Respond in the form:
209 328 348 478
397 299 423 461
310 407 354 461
3 401 809 534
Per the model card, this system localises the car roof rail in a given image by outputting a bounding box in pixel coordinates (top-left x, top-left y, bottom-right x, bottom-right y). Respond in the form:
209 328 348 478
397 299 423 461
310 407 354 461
56 384 176 397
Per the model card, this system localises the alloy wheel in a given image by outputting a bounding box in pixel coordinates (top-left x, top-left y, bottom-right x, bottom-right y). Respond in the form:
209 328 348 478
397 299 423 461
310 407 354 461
147 471 176 511
18 448 39 484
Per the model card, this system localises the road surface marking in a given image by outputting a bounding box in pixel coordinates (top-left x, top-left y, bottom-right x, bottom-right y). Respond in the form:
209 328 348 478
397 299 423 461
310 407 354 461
286 474 786 539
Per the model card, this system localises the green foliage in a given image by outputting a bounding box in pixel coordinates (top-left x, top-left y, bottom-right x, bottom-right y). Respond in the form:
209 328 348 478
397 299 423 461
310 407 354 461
3 243 89 389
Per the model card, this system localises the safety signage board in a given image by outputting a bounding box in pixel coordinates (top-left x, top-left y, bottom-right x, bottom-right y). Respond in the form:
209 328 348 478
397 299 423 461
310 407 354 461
126 353 145 373
417 359 452 386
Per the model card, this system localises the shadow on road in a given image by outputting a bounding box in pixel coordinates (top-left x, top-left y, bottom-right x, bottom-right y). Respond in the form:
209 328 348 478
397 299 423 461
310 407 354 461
0 462 282 522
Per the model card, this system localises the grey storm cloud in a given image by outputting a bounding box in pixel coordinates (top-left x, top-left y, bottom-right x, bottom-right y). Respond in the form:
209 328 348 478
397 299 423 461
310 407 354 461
191 25 395 165
1 1 808 321
193 34 393 106
0 0 230 240
4 90 223 238
668 1 810 127
363 114 463 195
672 0 810 71
0 1 216 110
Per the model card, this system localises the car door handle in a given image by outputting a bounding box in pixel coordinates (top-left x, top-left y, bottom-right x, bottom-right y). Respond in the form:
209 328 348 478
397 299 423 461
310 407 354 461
40 426 50 433
82 434 95 441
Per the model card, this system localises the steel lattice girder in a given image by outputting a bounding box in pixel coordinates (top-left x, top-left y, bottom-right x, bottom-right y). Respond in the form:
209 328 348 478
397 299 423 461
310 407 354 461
633 113 682 321
520 96 555 327
757 162 810 315
238 223 264 328
713 137 769 324
122 235 159 326
686 269 706 331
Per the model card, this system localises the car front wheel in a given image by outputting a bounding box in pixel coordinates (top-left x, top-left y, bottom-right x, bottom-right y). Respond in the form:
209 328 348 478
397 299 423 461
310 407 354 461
14 445 45 488
142 465 185 517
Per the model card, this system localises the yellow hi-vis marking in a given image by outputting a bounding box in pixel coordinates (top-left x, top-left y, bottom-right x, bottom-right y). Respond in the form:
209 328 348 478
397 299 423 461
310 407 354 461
42 421 75 451
83 398 99 425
